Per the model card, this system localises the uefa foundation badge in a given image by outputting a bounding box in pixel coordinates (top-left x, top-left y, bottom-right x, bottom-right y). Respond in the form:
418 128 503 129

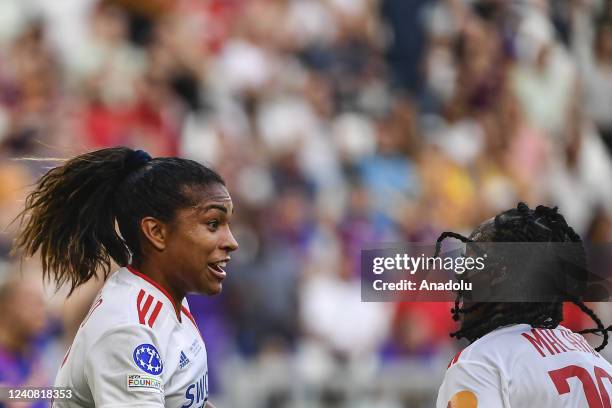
133 343 163 375
127 374 164 393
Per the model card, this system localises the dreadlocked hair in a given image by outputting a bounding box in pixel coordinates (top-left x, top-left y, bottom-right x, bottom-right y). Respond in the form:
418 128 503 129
435 202 611 352
12 147 224 295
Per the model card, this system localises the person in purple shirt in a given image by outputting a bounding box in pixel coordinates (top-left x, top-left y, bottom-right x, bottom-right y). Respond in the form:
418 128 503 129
0 276 49 408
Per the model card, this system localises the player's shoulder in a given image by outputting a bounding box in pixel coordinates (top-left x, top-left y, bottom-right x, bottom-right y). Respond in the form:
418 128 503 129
78 267 179 346
447 324 537 369
447 323 606 370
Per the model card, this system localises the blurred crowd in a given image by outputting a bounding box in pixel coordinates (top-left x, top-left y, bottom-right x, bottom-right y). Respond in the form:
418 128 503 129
1 0 612 407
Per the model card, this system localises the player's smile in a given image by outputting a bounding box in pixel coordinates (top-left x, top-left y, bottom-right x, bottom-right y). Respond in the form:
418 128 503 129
207 258 229 280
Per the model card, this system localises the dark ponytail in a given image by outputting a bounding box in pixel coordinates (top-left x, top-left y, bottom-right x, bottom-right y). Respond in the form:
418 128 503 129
12 147 224 295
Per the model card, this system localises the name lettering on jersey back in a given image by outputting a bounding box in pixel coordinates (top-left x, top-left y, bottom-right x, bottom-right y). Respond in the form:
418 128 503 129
181 372 208 408
521 328 598 358
137 289 163 328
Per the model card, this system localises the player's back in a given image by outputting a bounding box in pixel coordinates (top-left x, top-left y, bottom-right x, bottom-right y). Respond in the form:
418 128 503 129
437 324 612 407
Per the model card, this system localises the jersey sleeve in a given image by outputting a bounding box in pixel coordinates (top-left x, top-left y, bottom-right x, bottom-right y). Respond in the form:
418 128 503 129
436 360 509 408
84 324 166 408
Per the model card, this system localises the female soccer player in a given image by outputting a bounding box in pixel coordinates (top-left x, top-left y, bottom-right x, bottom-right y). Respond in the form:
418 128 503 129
13 147 238 408
435 203 611 408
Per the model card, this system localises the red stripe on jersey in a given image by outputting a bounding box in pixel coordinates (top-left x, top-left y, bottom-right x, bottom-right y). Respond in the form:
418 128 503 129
80 297 103 328
137 290 154 325
61 345 72 368
137 289 144 308
148 301 163 328
182 306 197 326
128 265 180 319
181 306 203 341
448 349 464 368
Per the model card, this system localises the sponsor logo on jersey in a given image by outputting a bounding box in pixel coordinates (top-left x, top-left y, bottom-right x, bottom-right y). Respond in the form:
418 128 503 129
180 372 208 408
127 374 163 393
133 343 163 375
179 351 191 369
447 390 478 408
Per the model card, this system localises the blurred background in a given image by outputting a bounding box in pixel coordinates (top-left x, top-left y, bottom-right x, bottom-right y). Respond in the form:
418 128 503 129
0 0 612 406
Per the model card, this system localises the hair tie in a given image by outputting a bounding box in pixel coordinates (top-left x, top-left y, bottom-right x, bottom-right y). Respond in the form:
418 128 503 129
124 149 152 175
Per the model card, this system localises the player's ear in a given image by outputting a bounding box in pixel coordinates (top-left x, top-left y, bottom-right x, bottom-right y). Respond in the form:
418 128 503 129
140 217 168 251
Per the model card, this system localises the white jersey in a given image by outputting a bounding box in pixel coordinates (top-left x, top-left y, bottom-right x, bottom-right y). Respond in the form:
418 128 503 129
437 324 612 408
54 267 209 408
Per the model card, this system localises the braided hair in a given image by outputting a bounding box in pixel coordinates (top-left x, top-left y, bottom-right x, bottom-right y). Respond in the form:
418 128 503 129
435 202 611 352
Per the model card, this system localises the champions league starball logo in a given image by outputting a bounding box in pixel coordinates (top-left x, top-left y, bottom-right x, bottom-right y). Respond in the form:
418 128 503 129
133 343 163 375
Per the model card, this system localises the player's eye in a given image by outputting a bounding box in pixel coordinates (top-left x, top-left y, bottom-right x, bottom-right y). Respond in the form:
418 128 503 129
207 220 219 231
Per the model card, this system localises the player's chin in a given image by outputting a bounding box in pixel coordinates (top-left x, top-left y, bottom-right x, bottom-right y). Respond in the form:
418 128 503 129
199 274 223 295
204 281 223 295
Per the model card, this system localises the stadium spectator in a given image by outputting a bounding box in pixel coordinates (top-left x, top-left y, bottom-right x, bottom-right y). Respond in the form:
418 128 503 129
0 275 50 408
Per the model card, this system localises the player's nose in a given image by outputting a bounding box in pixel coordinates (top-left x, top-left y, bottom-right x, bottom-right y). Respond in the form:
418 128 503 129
221 227 239 253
